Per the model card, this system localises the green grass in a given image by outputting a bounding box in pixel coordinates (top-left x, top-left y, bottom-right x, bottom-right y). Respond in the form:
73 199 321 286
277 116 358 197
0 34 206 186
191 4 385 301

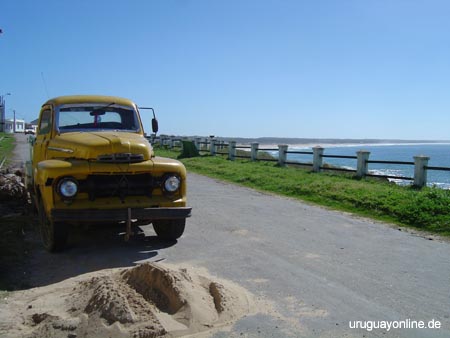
0 133 15 167
156 146 450 236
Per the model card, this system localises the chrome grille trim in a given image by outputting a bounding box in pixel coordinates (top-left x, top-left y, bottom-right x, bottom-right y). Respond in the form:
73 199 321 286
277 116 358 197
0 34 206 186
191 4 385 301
97 153 144 163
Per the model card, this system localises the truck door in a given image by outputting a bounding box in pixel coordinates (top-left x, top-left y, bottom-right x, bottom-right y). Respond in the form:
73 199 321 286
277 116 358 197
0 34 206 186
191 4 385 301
33 105 53 169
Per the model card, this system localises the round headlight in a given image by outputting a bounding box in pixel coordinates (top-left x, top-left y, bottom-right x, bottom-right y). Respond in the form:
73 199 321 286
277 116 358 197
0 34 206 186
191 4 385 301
57 178 78 198
164 175 180 193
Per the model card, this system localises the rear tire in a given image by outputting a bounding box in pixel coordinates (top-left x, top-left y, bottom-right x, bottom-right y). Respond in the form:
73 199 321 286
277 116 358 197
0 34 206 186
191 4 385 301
153 219 185 240
38 198 68 252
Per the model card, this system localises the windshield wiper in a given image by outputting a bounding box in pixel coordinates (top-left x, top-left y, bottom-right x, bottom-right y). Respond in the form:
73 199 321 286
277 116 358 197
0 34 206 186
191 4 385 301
90 102 116 116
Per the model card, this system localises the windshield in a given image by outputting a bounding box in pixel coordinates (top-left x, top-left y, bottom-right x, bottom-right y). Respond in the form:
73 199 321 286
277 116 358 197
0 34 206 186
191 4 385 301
56 103 141 133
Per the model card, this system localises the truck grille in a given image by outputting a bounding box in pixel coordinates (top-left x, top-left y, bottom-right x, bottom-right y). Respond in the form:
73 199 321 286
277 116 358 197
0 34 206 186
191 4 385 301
97 153 145 163
79 174 153 200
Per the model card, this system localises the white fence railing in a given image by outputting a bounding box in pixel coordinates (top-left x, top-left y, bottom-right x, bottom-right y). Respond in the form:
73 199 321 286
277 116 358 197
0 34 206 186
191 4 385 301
150 136 450 188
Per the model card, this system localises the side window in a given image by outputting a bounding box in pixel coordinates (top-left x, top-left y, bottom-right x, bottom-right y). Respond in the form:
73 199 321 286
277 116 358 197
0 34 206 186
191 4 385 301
38 109 52 135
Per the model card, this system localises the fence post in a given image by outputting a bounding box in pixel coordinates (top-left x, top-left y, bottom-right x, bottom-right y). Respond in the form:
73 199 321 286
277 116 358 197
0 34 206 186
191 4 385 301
414 155 430 188
251 143 259 161
210 139 216 156
278 145 288 166
312 146 324 172
356 150 371 178
229 141 236 161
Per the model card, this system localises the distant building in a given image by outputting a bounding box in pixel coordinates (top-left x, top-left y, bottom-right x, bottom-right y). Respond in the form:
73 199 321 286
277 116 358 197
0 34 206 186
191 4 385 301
4 118 25 133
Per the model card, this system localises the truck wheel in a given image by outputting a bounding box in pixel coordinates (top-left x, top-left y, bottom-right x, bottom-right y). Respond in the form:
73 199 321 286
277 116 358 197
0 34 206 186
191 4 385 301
38 199 68 252
153 219 185 240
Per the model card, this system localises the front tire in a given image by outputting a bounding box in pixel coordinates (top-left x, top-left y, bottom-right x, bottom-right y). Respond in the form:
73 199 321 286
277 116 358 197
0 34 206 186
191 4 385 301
37 198 68 252
153 219 185 240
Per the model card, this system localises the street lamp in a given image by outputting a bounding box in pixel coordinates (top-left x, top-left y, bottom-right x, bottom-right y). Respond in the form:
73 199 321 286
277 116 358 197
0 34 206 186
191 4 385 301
0 92 11 133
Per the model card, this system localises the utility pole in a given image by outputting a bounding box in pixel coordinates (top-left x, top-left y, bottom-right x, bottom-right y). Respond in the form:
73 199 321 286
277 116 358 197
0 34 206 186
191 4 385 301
13 109 16 133
0 93 11 133
0 97 3 132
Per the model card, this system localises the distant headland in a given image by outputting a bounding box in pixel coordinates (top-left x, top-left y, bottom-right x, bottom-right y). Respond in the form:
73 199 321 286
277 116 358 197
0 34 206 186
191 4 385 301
196 136 450 145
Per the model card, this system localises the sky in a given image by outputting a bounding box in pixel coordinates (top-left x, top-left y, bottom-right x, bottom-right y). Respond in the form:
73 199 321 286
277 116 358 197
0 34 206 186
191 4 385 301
1 0 450 140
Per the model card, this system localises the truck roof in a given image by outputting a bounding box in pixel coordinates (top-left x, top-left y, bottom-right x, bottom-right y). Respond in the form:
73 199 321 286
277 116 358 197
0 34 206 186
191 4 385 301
42 95 136 108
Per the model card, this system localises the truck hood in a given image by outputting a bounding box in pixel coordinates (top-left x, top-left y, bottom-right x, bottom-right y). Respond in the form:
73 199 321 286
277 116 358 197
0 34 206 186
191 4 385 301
47 132 153 161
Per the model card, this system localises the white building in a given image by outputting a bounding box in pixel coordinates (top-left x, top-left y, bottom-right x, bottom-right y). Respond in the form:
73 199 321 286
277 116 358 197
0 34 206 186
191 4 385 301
4 118 25 133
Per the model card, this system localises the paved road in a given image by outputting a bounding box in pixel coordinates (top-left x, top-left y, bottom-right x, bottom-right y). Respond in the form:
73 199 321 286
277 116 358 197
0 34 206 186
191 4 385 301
180 174 450 338
9 133 30 169
12 133 450 337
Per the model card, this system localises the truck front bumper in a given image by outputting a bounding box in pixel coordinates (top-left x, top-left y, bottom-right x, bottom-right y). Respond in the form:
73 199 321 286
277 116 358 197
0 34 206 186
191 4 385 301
51 207 192 222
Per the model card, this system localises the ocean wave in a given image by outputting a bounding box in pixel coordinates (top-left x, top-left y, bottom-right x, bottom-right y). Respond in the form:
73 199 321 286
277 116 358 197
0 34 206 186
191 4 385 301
369 168 405 176
427 182 450 190
268 144 450 189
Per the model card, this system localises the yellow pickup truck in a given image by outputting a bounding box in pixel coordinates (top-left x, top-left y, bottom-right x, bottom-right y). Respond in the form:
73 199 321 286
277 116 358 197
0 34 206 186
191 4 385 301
26 95 191 252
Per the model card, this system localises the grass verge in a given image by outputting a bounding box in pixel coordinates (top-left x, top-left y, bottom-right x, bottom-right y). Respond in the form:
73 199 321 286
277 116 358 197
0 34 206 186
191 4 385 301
155 147 450 236
0 133 15 168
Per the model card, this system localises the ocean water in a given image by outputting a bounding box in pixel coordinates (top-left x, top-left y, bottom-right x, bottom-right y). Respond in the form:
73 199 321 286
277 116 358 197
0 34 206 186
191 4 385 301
277 143 450 189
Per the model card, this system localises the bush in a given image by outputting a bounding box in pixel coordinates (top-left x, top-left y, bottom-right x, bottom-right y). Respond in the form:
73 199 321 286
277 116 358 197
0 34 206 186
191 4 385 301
178 141 200 159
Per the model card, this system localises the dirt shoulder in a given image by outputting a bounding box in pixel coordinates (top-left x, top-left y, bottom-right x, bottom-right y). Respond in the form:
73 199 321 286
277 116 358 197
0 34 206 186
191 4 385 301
0 161 31 290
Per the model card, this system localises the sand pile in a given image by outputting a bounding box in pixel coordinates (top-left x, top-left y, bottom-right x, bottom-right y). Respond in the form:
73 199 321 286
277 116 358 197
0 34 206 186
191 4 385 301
0 263 254 338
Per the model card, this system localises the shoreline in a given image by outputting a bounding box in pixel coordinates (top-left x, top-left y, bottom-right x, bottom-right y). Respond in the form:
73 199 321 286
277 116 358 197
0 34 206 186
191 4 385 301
212 136 450 146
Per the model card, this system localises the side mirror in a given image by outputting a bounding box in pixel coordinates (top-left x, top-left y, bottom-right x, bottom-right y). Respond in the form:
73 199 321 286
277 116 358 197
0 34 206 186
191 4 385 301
152 118 159 134
138 107 159 135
